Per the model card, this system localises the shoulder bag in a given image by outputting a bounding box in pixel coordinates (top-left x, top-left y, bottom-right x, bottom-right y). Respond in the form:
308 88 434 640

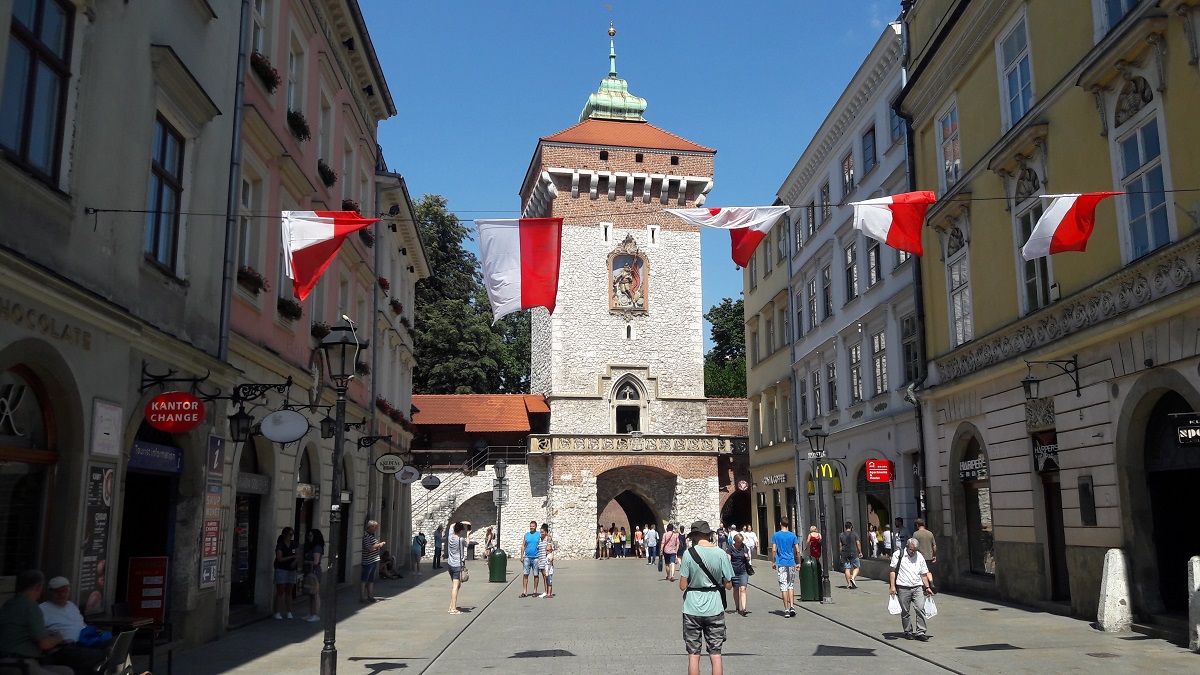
685 547 728 610
459 537 470 582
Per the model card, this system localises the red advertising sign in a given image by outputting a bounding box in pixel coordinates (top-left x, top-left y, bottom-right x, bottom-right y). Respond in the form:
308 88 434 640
126 556 169 622
866 459 893 483
145 391 205 433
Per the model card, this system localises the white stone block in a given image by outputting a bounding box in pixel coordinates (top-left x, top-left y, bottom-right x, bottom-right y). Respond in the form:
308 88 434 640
1189 555 1200 651
1097 548 1133 632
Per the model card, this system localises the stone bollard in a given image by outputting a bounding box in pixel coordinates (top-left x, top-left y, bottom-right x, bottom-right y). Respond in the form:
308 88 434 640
1189 555 1200 651
1097 548 1132 632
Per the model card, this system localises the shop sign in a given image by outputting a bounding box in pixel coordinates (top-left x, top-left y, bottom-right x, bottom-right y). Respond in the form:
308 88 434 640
206 435 225 480
0 295 93 350
737 479 750 491
126 557 169 622
296 482 320 499
866 459 893 483
1176 415 1200 445
1033 431 1059 473
144 392 205 433
959 457 989 481
128 441 182 473
374 453 404 474
200 480 221 589
761 474 788 485
235 472 270 495
77 464 113 615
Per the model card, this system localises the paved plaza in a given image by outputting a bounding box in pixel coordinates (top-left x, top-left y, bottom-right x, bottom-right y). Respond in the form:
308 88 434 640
167 557 1198 674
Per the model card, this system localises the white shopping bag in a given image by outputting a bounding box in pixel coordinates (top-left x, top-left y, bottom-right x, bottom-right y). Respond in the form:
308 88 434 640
888 594 901 615
923 595 938 618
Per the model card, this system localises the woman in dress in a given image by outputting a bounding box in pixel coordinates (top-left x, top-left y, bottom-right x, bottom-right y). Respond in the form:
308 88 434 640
273 527 298 620
866 524 878 558
804 525 823 573
302 529 324 622
728 533 752 616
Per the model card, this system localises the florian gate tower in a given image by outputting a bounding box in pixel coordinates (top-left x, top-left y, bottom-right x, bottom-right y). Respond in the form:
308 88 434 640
517 25 731 559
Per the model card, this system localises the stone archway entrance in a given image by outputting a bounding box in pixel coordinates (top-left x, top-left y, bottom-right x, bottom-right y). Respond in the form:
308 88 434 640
1142 391 1200 615
596 465 676 532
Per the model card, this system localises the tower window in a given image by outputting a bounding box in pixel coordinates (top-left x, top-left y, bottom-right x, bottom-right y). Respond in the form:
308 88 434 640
626 325 632 339
600 150 608 160
635 153 644 163
670 156 679 166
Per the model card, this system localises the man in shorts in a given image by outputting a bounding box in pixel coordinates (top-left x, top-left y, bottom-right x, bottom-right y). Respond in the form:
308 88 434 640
644 524 659 565
520 521 541 598
839 521 863 589
770 517 801 617
360 520 385 603
678 521 733 675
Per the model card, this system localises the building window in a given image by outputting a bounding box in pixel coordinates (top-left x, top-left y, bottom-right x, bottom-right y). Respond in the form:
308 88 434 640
898 248 912 266
806 200 817 237
826 361 838 410
318 94 332 163
849 343 863 404
841 152 855 196
821 265 833 319
1016 202 1051 313
1100 0 1138 33
901 314 920 384
342 143 354 200
890 106 905 145
812 371 822 417
237 177 258 269
872 330 888 396
763 241 773 275
948 253 973 347
867 240 881 287
844 242 859 302
799 380 808 424
599 150 608 160
795 293 804 341
806 278 817 333
635 153 643 162
670 156 679 165
748 253 757 288
1120 117 1169 259
750 330 759 365
820 182 831 223
779 307 789 347
999 15 1034 129
862 126 877 175
0 0 74 182
251 0 268 53
938 103 962 189
286 45 304 113
775 220 786 263
765 318 775 354
144 115 185 270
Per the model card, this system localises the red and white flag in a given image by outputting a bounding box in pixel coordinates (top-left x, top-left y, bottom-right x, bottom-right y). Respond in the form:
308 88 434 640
281 211 379 301
849 191 937 257
475 218 564 322
665 206 790 267
1021 192 1121 260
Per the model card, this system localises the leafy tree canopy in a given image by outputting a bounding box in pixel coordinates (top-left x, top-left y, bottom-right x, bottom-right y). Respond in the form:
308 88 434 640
703 296 746 398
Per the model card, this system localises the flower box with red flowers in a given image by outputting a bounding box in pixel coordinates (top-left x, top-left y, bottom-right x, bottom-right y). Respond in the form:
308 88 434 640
389 298 403 315
237 266 270 295
250 51 282 93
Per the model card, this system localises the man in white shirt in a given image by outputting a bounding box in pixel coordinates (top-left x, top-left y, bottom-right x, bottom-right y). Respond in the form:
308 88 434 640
741 525 758 557
39 576 108 672
643 524 660 565
888 538 934 641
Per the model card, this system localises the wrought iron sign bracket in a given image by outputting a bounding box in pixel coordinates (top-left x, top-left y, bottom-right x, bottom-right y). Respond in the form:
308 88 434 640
138 362 213 395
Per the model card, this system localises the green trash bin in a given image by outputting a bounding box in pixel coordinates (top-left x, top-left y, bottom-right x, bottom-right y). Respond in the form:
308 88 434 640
799 556 821 601
488 549 508 582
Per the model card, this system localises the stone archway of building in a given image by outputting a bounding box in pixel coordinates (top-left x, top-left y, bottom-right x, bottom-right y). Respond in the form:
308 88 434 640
600 490 658 534
946 421 995 584
720 490 751 532
448 491 497 561
596 465 676 531
1113 370 1200 617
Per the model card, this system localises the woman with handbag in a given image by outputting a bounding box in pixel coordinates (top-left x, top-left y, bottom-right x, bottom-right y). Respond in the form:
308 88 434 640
272 527 298 620
301 529 324 622
447 520 470 614
727 532 753 616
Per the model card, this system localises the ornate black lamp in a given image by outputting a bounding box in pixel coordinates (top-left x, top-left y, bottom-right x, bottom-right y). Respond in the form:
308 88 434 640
1021 355 1080 401
227 407 255 444
802 422 833 604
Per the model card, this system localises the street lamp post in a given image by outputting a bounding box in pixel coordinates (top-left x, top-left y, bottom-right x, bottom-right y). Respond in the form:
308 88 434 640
317 321 367 675
802 422 833 604
493 459 507 548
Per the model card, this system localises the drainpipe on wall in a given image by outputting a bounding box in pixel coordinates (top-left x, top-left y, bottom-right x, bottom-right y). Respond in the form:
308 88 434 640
365 164 384 526
896 0 929 523
218 0 251 363
783 210 807 539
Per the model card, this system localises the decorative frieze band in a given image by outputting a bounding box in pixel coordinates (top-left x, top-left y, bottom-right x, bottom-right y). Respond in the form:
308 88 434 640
529 434 731 454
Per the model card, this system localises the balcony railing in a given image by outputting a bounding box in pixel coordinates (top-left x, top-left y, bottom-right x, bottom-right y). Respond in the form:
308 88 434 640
528 434 734 454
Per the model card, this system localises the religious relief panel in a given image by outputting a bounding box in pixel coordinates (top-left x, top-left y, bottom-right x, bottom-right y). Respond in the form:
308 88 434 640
609 234 648 312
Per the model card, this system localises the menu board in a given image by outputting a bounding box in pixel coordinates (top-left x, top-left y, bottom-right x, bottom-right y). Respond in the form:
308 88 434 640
77 464 114 615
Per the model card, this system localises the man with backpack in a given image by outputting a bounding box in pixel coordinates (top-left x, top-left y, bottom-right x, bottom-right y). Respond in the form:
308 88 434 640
678 521 733 675
839 521 863 589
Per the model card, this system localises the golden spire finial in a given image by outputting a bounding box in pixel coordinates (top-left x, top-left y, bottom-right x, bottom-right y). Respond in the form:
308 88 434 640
609 21 616 38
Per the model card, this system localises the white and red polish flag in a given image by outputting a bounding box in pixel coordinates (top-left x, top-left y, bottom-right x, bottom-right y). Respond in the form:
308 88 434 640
1021 192 1122 260
664 206 790 267
475 218 564 322
281 211 379 301
849 191 938 257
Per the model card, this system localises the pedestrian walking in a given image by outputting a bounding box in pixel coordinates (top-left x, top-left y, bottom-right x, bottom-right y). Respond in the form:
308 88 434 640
411 534 423 576
866 524 878 558
727 532 752 616
272 527 298 619
417 531 427 558
881 523 893 558
483 526 495 559
633 525 644 558
596 526 606 560
360 520 386 603
892 517 907 553
521 521 541 597
889 538 934 641
912 518 938 584
839 521 863 589
432 526 444 569
678 520 733 675
301 529 324 622
741 525 758 557
447 521 470 614
644 523 659 564
537 523 550 596
770 517 801 617
662 524 682 581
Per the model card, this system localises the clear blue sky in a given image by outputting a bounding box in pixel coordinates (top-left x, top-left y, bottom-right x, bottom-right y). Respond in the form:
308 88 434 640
361 1 898 350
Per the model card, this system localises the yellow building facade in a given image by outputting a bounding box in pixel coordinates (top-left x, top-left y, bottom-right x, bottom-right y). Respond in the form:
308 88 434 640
900 0 1200 625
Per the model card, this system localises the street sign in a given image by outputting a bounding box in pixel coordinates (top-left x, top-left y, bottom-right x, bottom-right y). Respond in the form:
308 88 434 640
814 462 836 481
806 451 826 460
866 459 893 483
492 479 509 506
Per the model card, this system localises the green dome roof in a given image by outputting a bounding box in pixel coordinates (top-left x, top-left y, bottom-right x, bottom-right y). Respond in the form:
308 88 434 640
579 23 647 123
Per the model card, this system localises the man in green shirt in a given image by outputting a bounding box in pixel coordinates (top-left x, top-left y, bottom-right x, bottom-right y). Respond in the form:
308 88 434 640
678 521 734 675
0 570 72 674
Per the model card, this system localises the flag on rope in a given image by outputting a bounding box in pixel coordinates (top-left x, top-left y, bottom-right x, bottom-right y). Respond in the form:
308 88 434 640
281 210 380 301
849 191 938 257
664 206 790 267
475 218 564 322
1020 192 1122 260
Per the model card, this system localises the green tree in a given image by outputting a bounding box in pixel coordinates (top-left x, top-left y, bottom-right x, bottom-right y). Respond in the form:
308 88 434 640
703 297 746 398
411 195 530 393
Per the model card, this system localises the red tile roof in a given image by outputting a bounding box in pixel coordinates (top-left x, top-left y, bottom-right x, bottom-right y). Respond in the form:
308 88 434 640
411 394 549 432
541 119 714 153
